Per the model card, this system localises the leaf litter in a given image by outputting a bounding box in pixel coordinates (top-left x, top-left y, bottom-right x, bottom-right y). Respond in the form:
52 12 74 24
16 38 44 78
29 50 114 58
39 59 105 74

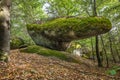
0 49 120 80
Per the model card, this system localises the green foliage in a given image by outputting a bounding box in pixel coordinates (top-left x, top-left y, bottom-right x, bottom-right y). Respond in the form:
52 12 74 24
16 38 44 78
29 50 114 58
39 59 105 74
12 0 45 23
20 45 78 63
45 0 83 17
106 66 120 75
11 0 46 45
107 70 116 75
0 51 9 62
66 41 81 53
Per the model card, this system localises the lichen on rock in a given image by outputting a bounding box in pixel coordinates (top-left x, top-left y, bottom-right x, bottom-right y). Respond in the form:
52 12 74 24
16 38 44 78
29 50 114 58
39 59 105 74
27 17 112 51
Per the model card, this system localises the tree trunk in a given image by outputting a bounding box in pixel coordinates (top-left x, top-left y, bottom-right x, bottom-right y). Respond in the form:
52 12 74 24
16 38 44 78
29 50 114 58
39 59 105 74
100 35 109 67
91 38 95 60
0 0 11 62
108 33 116 63
95 36 102 67
111 30 120 61
93 0 102 67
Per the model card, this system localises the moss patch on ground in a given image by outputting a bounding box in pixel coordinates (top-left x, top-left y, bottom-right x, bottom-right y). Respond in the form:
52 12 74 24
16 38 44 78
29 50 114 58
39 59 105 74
20 45 79 63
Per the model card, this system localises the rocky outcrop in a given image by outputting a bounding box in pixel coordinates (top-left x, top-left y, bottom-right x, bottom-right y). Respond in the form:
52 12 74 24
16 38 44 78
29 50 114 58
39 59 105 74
27 17 112 51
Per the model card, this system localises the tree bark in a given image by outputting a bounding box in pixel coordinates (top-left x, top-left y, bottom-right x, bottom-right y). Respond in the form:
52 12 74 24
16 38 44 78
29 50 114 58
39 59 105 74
91 38 95 60
100 35 109 67
93 0 102 67
108 33 116 63
0 0 11 62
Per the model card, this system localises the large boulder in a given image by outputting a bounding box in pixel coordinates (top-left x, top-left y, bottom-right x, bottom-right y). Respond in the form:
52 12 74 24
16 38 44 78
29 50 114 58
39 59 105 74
27 17 112 51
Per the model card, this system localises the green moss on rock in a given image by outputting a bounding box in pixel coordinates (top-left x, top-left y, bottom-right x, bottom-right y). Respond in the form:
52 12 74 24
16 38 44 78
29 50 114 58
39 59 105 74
27 17 111 41
27 17 112 51
10 37 25 49
27 17 111 31
20 45 79 63
0 51 9 62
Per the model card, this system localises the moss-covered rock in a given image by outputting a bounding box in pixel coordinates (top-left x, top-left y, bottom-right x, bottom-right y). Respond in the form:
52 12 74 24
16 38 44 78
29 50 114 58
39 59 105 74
10 37 25 49
27 17 112 51
0 51 9 62
20 45 78 63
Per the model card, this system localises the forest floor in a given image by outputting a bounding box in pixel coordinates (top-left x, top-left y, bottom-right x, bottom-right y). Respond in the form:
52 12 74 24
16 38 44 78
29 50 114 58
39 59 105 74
0 49 120 80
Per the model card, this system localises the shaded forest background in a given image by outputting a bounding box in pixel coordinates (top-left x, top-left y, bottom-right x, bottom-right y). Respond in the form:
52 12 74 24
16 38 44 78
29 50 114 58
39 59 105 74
1 0 120 79
11 0 120 68
11 0 120 66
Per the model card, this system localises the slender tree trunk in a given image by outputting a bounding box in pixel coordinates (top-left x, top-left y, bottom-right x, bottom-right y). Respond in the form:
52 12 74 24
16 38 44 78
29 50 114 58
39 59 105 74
0 0 11 62
108 33 116 63
95 36 102 67
117 28 120 43
93 0 97 16
93 0 102 67
114 45 120 61
110 31 120 62
113 28 120 61
99 48 103 63
112 40 120 62
91 38 95 60
100 35 109 67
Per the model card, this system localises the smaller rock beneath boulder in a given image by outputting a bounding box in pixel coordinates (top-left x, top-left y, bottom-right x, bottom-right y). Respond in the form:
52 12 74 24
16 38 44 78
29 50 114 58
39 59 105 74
10 37 26 49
